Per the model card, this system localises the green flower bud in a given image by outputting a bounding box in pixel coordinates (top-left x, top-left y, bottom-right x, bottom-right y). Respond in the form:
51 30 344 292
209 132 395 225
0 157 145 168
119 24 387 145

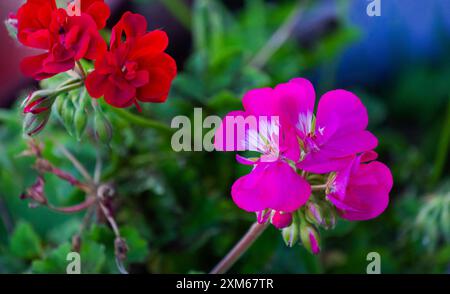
94 111 112 144
305 202 324 227
321 201 337 230
61 98 76 136
54 94 67 118
305 201 336 230
74 107 87 141
282 222 299 247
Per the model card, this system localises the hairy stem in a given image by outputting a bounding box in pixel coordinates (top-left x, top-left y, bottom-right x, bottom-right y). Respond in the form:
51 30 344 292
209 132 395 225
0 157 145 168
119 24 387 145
210 222 269 274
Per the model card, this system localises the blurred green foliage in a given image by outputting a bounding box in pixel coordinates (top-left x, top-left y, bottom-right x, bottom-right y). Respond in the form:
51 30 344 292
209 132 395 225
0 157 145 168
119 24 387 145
0 0 449 273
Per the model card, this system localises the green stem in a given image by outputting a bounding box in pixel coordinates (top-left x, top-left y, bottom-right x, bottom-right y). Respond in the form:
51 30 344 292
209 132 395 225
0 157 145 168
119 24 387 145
54 81 83 96
111 108 174 134
430 97 450 188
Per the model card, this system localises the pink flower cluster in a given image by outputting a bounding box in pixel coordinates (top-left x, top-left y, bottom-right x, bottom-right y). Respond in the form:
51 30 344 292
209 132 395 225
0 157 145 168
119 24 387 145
214 78 393 229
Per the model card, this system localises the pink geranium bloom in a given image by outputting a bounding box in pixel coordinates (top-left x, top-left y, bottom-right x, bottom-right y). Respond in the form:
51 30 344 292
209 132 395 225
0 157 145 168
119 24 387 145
279 78 378 173
214 85 311 215
326 151 393 221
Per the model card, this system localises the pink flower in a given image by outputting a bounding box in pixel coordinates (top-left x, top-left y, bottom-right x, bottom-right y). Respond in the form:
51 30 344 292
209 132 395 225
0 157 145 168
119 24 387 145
326 152 393 221
214 84 312 216
214 86 299 162
278 78 378 173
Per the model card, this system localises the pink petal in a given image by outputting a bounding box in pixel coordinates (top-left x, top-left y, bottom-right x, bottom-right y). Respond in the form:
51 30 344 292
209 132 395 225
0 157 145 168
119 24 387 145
231 161 311 212
277 78 316 137
315 90 369 144
328 161 392 221
242 87 279 116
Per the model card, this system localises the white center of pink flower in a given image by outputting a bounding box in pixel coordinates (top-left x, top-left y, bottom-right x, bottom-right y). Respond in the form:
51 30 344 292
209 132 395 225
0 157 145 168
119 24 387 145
243 118 280 162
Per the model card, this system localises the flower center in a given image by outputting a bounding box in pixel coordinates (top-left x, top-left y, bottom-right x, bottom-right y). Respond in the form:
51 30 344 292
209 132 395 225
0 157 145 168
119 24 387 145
122 61 138 80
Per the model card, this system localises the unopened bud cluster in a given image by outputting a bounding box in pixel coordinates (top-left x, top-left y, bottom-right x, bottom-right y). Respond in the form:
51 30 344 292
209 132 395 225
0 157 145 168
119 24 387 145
278 199 337 255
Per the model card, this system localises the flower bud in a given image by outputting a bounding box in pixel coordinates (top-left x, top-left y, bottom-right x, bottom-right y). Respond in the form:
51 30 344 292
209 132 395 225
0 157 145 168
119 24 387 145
54 94 67 118
271 211 293 229
62 98 76 135
305 202 324 226
4 13 18 39
22 90 55 115
321 201 336 230
282 222 299 247
20 176 47 205
300 220 321 255
94 111 113 144
23 111 51 136
74 107 87 141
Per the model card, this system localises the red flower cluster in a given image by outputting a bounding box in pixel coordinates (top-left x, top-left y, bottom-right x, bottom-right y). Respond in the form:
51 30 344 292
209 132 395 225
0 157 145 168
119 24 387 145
17 0 109 80
86 12 177 108
14 1 177 108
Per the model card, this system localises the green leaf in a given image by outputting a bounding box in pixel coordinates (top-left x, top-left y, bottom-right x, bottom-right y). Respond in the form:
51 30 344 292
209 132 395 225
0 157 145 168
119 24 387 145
121 226 149 263
9 222 42 260
31 243 71 274
31 240 106 274
79 240 106 273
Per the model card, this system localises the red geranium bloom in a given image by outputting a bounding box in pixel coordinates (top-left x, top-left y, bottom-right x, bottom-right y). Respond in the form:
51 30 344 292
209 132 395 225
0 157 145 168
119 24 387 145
86 12 177 108
16 0 109 80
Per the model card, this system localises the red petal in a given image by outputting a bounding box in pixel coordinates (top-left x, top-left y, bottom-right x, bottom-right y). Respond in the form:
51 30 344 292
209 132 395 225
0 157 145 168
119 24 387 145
84 1 110 29
20 53 54 80
129 30 169 60
136 53 177 103
111 12 147 49
86 71 109 98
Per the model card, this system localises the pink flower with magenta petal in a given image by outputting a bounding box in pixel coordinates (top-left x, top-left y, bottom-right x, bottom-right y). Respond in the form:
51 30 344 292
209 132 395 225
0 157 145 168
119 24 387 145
214 85 311 221
327 152 393 221
278 78 378 173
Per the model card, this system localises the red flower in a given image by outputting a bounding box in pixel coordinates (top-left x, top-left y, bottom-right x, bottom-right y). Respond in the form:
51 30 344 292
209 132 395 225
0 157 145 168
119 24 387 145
16 0 110 80
86 12 177 108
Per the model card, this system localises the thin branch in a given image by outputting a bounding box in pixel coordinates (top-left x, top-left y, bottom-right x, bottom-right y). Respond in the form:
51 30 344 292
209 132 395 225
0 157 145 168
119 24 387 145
94 149 102 185
57 144 94 184
210 222 269 274
48 197 96 214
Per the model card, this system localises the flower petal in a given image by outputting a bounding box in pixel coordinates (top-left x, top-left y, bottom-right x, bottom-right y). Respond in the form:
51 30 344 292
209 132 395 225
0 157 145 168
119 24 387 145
316 90 369 144
232 161 311 212
328 161 392 221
